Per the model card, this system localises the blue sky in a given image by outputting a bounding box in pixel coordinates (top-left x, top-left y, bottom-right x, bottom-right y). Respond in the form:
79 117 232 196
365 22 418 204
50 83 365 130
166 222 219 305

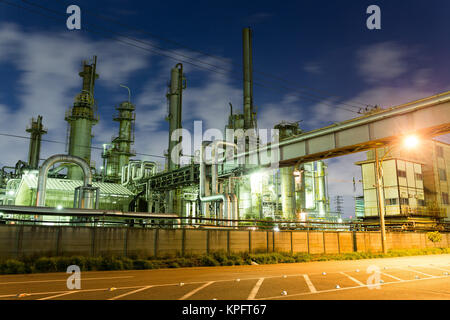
0 0 449 216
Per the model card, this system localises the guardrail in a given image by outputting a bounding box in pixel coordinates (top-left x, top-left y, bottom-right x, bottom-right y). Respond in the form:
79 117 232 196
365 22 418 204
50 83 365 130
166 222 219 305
0 213 448 232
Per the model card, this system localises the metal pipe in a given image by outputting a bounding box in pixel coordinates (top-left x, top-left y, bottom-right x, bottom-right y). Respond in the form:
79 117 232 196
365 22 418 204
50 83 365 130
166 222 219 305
199 141 228 223
143 161 157 178
201 141 238 226
375 148 388 253
317 161 326 217
120 84 131 102
121 165 130 185
131 161 144 181
211 140 238 195
36 154 92 208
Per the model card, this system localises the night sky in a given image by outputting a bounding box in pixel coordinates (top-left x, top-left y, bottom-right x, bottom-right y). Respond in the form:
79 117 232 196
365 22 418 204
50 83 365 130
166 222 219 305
0 0 449 216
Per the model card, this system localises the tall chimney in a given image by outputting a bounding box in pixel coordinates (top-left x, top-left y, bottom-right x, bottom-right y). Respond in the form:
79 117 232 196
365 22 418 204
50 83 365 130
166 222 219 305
166 63 185 171
242 27 254 130
26 115 47 169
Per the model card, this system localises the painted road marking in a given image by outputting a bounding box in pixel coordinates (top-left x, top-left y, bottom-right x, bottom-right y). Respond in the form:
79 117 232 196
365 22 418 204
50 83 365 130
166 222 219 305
0 285 143 299
427 265 450 273
400 268 434 278
302 274 317 293
340 272 364 286
0 276 134 286
179 281 214 300
38 291 79 300
108 286 154 300
379 271 403 281
257 274 450 300
247 278 265 300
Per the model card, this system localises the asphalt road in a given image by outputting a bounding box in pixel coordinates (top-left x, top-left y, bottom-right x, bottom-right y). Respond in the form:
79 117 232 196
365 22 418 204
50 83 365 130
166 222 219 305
0 255 449 300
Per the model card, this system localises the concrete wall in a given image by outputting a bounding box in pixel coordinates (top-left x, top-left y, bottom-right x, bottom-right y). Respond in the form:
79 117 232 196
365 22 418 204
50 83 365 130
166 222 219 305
0 225 448 260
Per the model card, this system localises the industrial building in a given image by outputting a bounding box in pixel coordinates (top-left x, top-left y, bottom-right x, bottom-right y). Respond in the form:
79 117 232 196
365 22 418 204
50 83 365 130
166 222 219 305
356 139 450 224
0 28 336 227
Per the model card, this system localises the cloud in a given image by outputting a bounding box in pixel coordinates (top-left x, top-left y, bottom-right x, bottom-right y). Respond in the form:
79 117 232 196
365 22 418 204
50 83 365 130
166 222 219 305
303 62 322 74
0 23 150 167
357 41 408 83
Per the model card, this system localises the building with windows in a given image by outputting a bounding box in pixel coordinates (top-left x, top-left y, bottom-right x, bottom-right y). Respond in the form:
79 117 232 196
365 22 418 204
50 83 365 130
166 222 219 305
355 139 450 223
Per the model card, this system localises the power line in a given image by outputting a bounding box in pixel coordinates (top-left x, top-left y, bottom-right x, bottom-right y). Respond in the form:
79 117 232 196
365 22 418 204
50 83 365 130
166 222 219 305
2 0 364 114
48 0 373 109
0 132 167 159
26 0 362 112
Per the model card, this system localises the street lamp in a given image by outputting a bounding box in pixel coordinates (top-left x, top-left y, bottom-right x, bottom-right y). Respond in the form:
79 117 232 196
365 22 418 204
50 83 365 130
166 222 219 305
374 134 420 253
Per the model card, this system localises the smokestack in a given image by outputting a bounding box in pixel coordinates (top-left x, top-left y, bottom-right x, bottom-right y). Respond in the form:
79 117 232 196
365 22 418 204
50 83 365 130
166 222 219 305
26 115 47 169
166 63 185 171
242 27 254 130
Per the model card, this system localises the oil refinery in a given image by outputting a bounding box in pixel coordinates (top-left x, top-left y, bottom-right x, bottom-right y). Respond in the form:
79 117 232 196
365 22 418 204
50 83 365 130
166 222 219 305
0 28 449 230
0 28 339 227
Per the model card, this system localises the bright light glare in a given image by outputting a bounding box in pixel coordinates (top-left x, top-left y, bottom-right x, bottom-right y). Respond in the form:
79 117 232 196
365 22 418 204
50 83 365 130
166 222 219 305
403 135 419 149
274 226 280 232
250 172 264 191
337 218 343 223
56 205 63 210
7 190 14 196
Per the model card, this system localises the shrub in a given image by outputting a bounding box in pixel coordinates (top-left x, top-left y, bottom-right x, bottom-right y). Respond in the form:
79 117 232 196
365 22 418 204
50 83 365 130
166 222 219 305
175 257 199 267
427 231 442 243
100 257 123 271
1 260 26 274
211 251 228 264
120 257 134 270
54 257 72 272
133 259 152 270
68 256 86 271
84 257 102 271
228 253 245 265
34 257 57 273
294 253 311 263
168 261 180 268
200 255 219 266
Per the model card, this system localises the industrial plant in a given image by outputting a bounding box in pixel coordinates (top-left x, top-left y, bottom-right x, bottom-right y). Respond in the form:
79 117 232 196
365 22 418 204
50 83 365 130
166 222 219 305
0 28 340 228
0 28 448 231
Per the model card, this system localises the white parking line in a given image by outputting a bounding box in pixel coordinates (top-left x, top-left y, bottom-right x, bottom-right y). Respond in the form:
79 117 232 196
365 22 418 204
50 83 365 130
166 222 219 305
0 276 134 286
400 268 434 278
379 271 403 281
108 286 154 300
303 274 317 293
257 274 449 300
247 278 265 300
0 285 143 299
340 272 364 286
38 291 79 300
179 281 214 300
427 265 450 273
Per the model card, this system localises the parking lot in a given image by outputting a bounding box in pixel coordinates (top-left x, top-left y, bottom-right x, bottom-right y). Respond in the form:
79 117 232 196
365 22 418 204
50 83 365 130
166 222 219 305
0 254 449 300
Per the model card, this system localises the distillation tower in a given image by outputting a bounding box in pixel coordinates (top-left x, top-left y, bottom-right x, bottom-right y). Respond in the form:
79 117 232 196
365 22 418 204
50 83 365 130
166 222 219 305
65 56 99 180
103 95 136 182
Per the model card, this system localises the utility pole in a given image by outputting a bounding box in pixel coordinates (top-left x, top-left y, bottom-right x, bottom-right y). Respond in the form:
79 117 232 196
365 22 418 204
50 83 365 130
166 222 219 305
374 148 387 253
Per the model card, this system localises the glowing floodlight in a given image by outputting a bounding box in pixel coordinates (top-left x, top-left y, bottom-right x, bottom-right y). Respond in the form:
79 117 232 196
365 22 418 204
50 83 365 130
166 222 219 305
403 135 419 149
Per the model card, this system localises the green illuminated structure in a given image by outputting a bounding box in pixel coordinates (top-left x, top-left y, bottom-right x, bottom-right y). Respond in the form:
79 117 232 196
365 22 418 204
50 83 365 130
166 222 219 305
103 96 136 182
65 56 99 180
